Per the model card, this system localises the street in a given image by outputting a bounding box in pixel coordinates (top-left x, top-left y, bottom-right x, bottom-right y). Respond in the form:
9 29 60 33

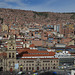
0 69 71 75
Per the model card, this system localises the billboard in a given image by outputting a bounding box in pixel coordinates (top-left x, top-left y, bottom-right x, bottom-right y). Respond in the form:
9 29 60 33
15 63 19 69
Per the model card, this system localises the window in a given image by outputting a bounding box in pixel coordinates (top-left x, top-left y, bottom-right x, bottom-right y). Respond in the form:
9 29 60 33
18 61 19 63
31 33 33 36
29 67 31 70
38 64 39 65
45 64 47 66
32 67 34 70
26 67 28 71
43 61 50 62
0 59 2 62
45 67 47 69
48 67 50 70
9 53 11 58
53 66 55 69
13 47 14 49
51 61 52 63
12 53 14 58
54 64 55 65
9 47 11 49
32 64 34 66
27 61 34 63
11 44 13 46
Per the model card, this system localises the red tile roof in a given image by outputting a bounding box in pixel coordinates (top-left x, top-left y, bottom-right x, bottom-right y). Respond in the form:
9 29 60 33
29 44 35 47
67 45 75 48
0 52 7 57
17 48 55 57
21 58 58 59
22 54 54 56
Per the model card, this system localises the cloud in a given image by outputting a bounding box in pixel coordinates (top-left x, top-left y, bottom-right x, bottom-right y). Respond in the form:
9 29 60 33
5 0 17 2
0 0 28 10
0 0 58 11
0 0 75 12
0 2 12 8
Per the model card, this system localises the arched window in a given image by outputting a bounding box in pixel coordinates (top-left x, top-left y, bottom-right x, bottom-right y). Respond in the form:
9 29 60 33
31 33 33 36
12 53 14 58
26 67 28 71
9 53 11 58
0 59 2 62
51 61 52 63
13 47 14 49
53 66 55 69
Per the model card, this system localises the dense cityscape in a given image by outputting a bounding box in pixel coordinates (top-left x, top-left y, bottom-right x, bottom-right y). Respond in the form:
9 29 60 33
0 8 75 75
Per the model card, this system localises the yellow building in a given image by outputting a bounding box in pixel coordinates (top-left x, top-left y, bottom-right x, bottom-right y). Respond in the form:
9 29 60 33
2 23 8 32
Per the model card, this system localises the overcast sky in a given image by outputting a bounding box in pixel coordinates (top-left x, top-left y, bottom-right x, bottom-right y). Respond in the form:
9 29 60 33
0 0 75 12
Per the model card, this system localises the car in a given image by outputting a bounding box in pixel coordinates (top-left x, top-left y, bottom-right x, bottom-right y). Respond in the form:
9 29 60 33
21 72 25 75
33 73 38 75
40 71 44 73
67 73 71 75
17 71 22 75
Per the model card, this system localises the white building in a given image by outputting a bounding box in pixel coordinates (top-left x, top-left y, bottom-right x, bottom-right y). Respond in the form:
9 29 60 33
55 51 71 58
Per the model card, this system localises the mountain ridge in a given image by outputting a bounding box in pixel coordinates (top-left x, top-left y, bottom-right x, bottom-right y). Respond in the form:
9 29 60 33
0 8 75 25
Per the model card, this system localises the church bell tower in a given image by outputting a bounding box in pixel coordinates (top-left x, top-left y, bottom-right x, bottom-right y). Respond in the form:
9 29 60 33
6 35 16 71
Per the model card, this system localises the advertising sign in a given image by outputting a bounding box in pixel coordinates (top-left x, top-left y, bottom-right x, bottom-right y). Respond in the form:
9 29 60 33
15 63 19 69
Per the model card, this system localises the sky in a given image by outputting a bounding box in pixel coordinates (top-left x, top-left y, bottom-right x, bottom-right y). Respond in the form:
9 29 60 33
0 0 75 12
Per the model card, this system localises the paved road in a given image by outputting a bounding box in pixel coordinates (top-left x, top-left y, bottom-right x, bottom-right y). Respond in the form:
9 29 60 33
39 69 71 75
0 70 71 75
0 71 16 75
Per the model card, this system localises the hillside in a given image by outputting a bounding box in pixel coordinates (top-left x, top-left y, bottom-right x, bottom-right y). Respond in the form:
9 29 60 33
0 8 75 25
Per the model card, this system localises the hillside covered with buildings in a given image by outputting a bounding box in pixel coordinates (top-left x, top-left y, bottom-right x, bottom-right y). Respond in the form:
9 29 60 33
0 8 75 74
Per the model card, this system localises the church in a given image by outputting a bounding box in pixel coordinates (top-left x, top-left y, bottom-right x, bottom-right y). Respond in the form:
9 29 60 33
0 35 59 71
